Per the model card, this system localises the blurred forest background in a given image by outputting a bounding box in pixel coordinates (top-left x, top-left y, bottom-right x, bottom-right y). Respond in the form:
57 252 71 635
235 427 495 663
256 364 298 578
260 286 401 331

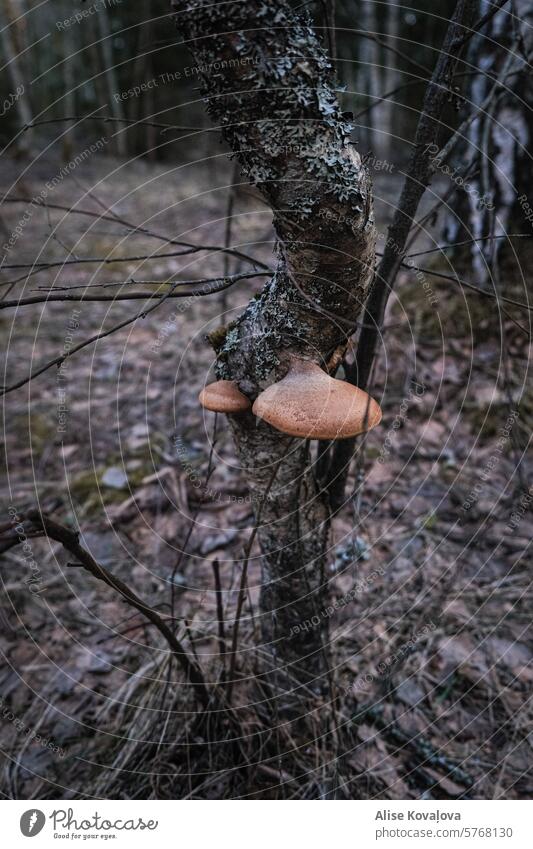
0 0 532 800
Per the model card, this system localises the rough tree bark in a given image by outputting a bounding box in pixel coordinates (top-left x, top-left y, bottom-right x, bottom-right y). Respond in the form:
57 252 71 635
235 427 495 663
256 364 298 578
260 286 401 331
171 0 376 692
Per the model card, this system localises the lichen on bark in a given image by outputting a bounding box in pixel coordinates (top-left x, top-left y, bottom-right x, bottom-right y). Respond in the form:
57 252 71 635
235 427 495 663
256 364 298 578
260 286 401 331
172 0 376 691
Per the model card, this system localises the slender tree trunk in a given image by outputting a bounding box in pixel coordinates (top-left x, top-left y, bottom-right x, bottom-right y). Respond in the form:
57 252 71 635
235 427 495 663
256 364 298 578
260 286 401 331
1 0 33 154
379 0 401 159
172 0 376 692
326 0 477 511
219 160 240 321
130 5 156 156
442 0 533 284
96 4 127 156
60 0 76 162
358 0 381 151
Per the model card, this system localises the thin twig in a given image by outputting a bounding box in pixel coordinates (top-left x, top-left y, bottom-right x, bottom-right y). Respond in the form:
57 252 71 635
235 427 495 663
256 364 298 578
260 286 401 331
0 197 269 271
1 249 259 272
401 262 533 313
0 272 268 309
0 511 210 707
21 115 208 134
0 276 235 396
406 233 532 259
212 559 227 669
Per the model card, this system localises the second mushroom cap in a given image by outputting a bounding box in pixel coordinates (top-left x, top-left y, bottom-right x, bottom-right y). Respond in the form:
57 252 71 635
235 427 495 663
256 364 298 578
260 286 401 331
199 379 251 414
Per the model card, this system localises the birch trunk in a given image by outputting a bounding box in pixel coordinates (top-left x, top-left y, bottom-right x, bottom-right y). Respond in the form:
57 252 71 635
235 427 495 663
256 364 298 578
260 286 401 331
443 0 533 284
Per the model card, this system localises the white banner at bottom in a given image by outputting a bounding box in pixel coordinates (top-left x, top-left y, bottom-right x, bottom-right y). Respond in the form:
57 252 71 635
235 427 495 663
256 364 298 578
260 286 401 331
2 799 531 848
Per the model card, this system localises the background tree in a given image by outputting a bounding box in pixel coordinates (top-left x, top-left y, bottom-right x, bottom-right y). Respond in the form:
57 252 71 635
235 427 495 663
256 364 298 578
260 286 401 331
1 0 34 155
442 0 533 284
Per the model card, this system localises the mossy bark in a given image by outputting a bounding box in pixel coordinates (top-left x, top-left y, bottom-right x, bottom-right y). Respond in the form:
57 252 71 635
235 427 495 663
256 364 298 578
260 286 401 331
172 0 376 693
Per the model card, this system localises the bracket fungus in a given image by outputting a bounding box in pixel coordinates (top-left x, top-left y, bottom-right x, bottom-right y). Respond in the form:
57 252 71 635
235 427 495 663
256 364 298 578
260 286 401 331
252 358 382 439
199 379 252 414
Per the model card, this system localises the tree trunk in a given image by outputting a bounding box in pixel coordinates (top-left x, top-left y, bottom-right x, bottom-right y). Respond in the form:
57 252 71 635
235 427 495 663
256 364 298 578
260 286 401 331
358 0 381 151
379 0 401 159
171 0 376 693
96 4 127 157
442 0 533 283
326 0 477 511
131 3 159 161
60 0 76 162
1 0 34 155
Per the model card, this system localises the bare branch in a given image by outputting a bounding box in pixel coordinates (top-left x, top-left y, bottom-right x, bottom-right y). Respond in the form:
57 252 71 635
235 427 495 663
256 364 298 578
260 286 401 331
21 115 208 134
357 30 432 77
406 233 533 259
0 272 268 309
401 261 533 313
1 275 238 396
0 510 210 707
1 197 270 271
1 249 262 272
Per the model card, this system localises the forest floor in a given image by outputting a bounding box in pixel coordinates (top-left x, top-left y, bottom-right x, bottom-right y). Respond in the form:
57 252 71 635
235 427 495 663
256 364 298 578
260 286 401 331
0 145 532 799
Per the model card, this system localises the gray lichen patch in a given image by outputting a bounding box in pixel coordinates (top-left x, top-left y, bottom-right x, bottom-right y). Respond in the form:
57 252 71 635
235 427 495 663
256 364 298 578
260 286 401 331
173 0 376 392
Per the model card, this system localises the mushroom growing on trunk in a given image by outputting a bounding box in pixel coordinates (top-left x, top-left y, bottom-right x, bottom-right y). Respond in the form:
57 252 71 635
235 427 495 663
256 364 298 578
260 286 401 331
252 357 382 439
199 380 251 414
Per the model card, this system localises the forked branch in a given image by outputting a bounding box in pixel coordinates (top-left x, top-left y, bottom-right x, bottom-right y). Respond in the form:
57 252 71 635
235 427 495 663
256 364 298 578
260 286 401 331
0 510 210 707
